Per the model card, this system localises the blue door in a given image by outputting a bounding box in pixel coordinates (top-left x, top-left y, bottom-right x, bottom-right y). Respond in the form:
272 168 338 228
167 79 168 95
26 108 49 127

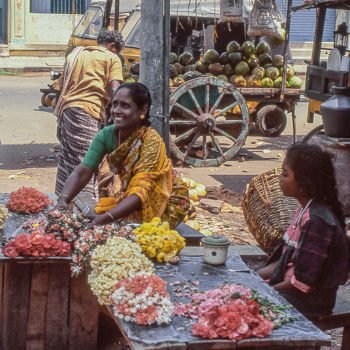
0 0 7 43
277 0 336 42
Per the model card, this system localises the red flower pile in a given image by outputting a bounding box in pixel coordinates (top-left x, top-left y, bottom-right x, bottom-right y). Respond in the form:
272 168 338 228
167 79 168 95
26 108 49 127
2 232 70 258
191 297 274 341
6 187 51 213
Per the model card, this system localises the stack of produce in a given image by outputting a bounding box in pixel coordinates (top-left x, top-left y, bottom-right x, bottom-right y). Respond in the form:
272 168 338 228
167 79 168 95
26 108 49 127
88 236 154 305
182 177 207 202
133 217 185 262
167 40 302 89
111 273 174 325
6 187 51 214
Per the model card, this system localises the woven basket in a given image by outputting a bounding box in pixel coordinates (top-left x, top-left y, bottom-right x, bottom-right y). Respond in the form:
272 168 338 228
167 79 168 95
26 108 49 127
242 168 299 255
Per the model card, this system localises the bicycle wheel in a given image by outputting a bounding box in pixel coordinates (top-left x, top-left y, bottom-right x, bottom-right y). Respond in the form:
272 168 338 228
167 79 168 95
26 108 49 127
301 125 324 144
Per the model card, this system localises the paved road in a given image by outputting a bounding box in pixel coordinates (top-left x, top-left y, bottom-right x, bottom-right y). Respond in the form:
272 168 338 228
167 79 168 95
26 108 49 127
0 72 322 194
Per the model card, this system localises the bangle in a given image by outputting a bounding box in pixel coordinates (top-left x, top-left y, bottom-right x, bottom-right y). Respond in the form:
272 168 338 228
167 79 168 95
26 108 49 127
105 211 115 221
59 194 69 198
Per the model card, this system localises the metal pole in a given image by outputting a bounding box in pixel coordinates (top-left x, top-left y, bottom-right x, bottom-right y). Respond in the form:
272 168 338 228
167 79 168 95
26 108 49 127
281 0 292 101
140 0 170 154
114 0 119 31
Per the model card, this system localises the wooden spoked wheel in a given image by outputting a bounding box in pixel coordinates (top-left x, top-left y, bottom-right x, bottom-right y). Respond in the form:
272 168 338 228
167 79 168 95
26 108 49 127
169 77 250 167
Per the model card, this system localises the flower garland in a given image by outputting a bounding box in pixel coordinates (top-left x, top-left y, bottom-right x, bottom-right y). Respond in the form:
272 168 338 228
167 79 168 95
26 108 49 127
0 203 9 230
133 217 185 263
6 187 51 214
174 284 294 341
111 273 174 325
71 224 135 276
2 231 70 258
46 210 88 243
88 236 154 305
22 217 47 234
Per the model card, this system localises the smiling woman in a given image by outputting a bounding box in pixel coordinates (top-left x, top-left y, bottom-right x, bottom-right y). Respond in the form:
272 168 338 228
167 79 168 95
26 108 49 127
56 82 191 229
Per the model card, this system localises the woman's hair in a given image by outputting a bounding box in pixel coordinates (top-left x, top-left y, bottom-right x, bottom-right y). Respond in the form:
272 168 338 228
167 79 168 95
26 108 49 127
97 29 125 53
116 82 152 126
285 143 344 228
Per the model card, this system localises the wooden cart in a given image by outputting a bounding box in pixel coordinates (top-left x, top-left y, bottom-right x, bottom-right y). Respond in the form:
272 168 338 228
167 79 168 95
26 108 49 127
169 76 301 167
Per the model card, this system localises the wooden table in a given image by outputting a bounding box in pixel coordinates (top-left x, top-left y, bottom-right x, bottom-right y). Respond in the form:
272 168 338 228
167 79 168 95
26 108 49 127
105 249 332 350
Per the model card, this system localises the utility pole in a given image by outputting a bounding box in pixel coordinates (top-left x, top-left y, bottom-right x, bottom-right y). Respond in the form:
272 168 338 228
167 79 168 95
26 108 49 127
114 0 119 31
140 0 170 154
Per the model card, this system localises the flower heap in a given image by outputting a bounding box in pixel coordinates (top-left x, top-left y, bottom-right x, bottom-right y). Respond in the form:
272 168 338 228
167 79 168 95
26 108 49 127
111 273 174 325
174 284 293 341
2 231 70 258
0 203 9 230
88 236 154 305
71 224 135 276
46 210 88 243
133 217 185 263
22 217 47 234
6 187 51 214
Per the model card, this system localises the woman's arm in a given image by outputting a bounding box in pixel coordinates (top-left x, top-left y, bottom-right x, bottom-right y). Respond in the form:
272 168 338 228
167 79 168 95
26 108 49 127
56 164 93 209
87 193 142 228
257 261 279 280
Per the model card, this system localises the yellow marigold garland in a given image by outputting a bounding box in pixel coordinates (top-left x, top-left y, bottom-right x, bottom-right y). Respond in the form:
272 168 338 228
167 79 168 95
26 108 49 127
88 236 154 305
133 217 185 263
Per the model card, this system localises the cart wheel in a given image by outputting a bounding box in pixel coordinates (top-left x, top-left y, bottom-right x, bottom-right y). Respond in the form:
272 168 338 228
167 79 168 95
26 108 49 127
51 97 57 110
44 93 56 107
255 105 287 137
301 124 324 144
41 93 48 107
169 76 249 167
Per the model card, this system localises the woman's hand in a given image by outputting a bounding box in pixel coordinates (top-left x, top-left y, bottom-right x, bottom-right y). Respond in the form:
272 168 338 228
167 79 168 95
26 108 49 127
86 213 110 229
55 196 70 210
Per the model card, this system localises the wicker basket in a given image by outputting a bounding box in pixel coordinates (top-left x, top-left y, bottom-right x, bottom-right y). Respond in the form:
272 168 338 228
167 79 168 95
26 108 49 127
242 168 299 255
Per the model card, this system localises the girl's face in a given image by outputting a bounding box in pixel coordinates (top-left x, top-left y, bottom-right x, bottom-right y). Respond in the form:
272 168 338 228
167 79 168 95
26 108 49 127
279 158 299 198
111 88 146 132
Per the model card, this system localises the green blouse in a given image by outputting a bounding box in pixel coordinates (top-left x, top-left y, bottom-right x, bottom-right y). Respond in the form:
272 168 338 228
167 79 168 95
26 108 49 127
82 125 117 170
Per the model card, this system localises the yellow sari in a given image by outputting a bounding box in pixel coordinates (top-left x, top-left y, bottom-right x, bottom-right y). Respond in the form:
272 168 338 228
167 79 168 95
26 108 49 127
95 127 190 228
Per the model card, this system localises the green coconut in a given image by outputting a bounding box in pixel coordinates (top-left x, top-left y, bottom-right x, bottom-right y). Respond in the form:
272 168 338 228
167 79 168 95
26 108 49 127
247 56 260 69
223 63 234 77
273 77 284 88
173 76 186 87
263 63 273 70
246 75 261 88
125 77 136 83
281 64 295 80
270 29 286 46
272 55 284 69
122 64 130 80
259 53 273 65
242 41 256 58
252 66 265 80
169 64 178 78
203 49 220 64
169 52 178 64
256 41 270 56
195 60 208 74
228 52 243 66
179 52 194 66
208 62 223 75
217 75 229 82
288 76 303 89
226 41 241 54
219 52 229 65
230 75 247 87
234 61 250 76
183 64 194 73
174 62 184 75
266 66 280 80
261 77 274 88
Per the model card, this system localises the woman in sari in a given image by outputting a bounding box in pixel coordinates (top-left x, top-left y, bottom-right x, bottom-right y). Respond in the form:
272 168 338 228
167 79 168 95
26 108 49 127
56 82 191 229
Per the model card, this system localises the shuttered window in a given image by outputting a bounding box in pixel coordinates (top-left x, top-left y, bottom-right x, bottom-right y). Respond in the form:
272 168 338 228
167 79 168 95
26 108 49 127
30 0 92 14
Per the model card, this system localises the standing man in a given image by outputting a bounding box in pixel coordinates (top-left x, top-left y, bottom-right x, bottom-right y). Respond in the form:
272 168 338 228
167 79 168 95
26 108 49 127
54 29 124 199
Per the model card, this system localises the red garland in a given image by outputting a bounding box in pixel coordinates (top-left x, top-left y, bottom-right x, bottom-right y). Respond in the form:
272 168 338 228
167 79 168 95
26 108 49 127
6 187 51 213
3 232 70 258
191 297 274 341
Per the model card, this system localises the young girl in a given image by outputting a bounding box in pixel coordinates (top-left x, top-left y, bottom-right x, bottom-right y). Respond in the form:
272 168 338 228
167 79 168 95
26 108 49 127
258 143 349 318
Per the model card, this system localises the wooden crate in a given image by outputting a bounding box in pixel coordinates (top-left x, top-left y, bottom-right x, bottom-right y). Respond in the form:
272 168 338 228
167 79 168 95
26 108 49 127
0 260 99 350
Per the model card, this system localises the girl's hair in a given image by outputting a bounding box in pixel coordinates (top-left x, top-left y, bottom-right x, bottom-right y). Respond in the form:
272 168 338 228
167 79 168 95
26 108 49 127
286 143 345 228
116 82 152 126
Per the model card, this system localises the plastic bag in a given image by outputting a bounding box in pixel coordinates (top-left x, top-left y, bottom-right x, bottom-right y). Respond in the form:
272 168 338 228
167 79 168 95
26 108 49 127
247 0 285 37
